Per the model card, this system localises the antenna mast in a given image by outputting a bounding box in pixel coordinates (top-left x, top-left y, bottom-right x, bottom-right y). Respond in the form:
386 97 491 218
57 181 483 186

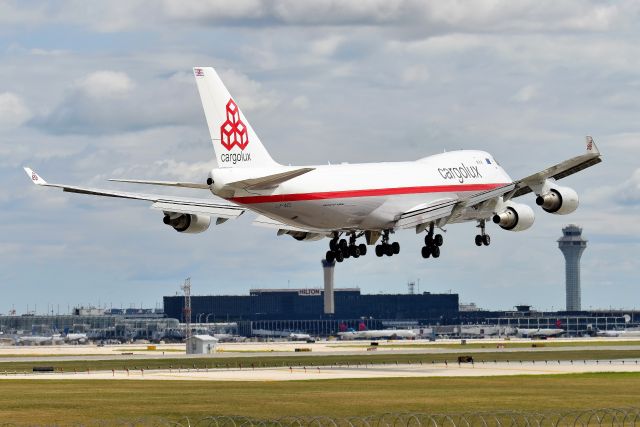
181 277 192 339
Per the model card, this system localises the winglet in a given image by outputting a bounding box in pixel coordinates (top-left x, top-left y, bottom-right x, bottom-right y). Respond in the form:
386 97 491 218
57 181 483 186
23 167 48 185
586 136 600 155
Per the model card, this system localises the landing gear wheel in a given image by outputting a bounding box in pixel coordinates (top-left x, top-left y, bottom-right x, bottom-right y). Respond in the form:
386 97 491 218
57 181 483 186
329 240 338 252
385 244 394 256
342 246 350 258
475 235 483 246
375 245 384 257
326 251 335 263
391 242 400 255
424 235 433 246
335 251 344 263
431 246 441 258
482 234 491 246
421 246 431 258
358 243 367 256
434 234 443 247
339 239 348 252
349 245 361 258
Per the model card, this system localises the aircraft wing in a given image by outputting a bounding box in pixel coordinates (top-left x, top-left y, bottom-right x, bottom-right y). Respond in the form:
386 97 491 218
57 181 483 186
23 167 245 221
505 136 602 200
394 198 459 229
395 183 516 230
396 137 601 230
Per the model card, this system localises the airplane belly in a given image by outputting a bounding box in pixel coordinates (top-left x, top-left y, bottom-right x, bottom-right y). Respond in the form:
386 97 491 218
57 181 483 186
246 196 388 230
242 192 461 231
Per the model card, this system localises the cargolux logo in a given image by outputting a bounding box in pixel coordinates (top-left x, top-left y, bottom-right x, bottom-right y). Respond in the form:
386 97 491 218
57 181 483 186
438 163 482 183
220 99 249 151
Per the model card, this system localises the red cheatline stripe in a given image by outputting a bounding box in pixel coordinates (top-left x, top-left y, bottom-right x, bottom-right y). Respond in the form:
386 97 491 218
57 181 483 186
229 183 507 205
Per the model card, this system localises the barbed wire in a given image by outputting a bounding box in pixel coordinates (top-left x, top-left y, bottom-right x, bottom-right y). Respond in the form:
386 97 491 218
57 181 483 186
3 408 638 427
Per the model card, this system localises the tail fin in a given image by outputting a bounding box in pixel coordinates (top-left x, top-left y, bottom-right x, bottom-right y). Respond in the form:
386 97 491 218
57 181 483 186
193 67 279 169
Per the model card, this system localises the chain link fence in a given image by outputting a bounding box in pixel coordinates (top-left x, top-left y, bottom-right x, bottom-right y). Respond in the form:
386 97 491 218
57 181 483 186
3 408 639 427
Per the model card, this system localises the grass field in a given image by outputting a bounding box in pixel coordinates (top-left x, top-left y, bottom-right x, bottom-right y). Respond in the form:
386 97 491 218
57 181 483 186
0 349 638 373
0 373 638 424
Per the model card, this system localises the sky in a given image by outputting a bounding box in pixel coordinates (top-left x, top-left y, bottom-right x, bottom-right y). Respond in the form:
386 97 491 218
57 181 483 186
1 0 639 315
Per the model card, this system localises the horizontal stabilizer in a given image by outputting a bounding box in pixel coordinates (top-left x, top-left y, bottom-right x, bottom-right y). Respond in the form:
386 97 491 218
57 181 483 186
224 167 314 191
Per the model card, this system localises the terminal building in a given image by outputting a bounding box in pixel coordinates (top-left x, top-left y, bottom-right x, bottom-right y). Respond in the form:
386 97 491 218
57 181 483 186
163 288 459 336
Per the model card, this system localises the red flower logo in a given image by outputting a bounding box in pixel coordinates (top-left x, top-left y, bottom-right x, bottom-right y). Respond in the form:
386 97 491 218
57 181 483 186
220 99 249 151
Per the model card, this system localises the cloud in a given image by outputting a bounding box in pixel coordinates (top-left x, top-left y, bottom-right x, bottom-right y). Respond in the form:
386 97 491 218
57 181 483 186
3 0 637 35
513 84 538 103
311 35 344 57
218 69 281 112
1 1 640 314
0 93 32 129
76 71 134 99
617 169 640 206
30 70 198 135
291 95 309 109
401 65 429 83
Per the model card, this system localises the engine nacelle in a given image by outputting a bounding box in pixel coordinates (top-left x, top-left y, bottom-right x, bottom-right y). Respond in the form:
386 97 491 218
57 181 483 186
535 185 579 215
492 202 535 232
280 230 324 241
163 213 211 234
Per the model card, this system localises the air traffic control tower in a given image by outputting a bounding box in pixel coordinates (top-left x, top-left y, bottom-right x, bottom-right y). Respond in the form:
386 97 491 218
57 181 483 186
558 225 587 311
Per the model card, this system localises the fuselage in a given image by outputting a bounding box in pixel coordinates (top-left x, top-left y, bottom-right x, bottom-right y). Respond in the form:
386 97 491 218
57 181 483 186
211 150 513 231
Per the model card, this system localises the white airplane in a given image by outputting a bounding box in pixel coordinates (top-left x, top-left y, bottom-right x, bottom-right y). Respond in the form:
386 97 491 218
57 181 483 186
289 332 313 341
24 67 603 263
16 334 65 346
338 328 417 340
65 333 89 344
516 328 565 338
596 329 640 338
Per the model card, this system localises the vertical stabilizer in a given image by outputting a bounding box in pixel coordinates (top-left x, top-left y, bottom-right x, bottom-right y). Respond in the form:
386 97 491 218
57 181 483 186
193 67 279 168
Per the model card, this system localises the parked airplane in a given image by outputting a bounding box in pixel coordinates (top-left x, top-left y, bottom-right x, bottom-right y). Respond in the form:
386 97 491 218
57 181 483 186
596 328 640 338
338 323 417 340
288 332 313 341
24 67 603 262
516 328 565 338
65 333 88 344
16 334 65 345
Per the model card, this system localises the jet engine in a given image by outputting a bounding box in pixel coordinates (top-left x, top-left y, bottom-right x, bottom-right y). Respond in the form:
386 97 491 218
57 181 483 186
279 230 324 241
535 185 579 215
163 213 211 233
492 202 535 232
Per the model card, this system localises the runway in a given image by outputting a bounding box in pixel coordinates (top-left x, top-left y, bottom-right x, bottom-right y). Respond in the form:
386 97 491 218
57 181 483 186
1 359 638 381
1 339 639 363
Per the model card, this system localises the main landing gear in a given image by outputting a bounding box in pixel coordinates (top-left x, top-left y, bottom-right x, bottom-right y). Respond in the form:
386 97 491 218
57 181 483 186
421 223 443 259
326 233 367 263
375 230 400 257
475 219 491 247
